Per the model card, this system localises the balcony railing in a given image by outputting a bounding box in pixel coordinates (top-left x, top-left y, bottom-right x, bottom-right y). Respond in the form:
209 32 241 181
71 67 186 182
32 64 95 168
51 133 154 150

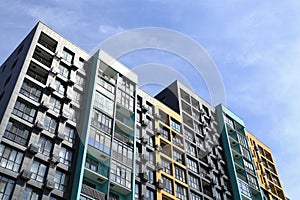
81 184 105 200
38 39 56 52
27 70 47 84
33 53 52 67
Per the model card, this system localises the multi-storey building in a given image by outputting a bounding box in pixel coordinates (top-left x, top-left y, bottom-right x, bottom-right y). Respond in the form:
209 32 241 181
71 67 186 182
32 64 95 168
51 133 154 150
0 21 287 200
216 105 263 200
247 131 286 200
155 81 234 200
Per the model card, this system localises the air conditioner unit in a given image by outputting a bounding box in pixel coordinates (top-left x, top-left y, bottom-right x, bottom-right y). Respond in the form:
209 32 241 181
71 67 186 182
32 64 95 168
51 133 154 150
126 139 134 147
20 169 31 181
154 113 162 119
156 162 164 171
56 132 65 141
155 128 164 136
141 105 149 113
44 179 54 190
47 81 56 91
40 101 50 110
50 154 60 164
155 145 162 152
141 137 148 145
156 180 164 189
35 121 44 130
140 172 149 182
141 120 149 127
141 155 148 163
50 66 59 75
27 144 39 154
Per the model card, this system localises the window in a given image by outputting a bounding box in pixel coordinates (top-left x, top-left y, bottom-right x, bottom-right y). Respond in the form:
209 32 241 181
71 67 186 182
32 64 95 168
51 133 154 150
162 175 173 194
148 169 155 184
175 183 187 200
161 158 172 174
247 174 258 190
22 187 40 200
30 160 47 183
238 179 251 197
37 136 53 156
91 110 112 134
116 89 134 112
4 121 30 146
54 170 69 191
76 74 85 88
237 133 248 148
109 193 119 200
184 128 194 141
186 143 196 157
187 157 198 173
173 148 184 164
0 144 23 172
161 127 170 140
58 63 70 78
73 90 82 105
49 96 62 113
191 192 201 200
85 157 98 172
0 175 15 199
243 160 255 175
63 125 76 143
44 115 58 134
146 188 155 200
174 165 186 182
54 80 65 95
88 128 111 154
135 183 140 199
62 48 74 63
118 77 134 96
110 160 132 189
189 174 200 190
78 58 84 69
68 107 78 122
172 134 183 147
241 147 251 161
112 140 133 166
94 92 114 115
170 119 180 132
20 80 42 102
225 115 234 128
12 100 37 122
97 78 115 94
59 146 72 166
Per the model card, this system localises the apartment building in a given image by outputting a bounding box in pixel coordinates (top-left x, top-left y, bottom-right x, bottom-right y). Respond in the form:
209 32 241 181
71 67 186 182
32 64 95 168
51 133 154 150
0 21 287 200
247 131 286 200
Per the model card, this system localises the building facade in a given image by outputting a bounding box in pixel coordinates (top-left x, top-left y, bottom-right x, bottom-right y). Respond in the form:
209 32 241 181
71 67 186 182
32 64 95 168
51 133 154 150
0 22 287 200
247 131 286 200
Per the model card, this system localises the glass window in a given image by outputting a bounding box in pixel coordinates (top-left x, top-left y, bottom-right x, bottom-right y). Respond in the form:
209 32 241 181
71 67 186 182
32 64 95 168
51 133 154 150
63 125 76 143
238 179 251 197
148 169 155 184
186 143 196 157
88 127 111 155
73 90 82 105
161 175 173 194
189 174 200 190
174 165 186 182
54 170 69 191
175 183 187 200
186 157 198 173
85 157 98 172
116 89 134 112
97 78 115 94
54 80 65 95
170 119 180 132
0 144 23 172
58 63 70 78
173 148 184 164
118 77 134 96
0 175 15 199
59 146 72 166
49 96 62 113
247 174 258 190
20 80 42 102
241 147 251 161
76 74 85 88
91 110 112 134
12 100 37 123
161 158 172 174
111 140 133 166
37 136 53 156
30 160 47 183
44 115 58 134
191 192 201 200
146 188 155 200
110 160 132 189
22 187 40 200
94 92 114 116
62 48 74 63
4 121 30 146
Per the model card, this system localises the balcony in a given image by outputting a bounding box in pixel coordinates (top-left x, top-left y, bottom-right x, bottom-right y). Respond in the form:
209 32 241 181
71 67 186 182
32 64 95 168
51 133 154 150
38 32 57 53
81 184 106 200
32 47 53 67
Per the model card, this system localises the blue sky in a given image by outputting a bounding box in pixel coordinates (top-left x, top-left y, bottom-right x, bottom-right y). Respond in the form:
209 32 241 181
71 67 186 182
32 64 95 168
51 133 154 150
1 0 299 198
